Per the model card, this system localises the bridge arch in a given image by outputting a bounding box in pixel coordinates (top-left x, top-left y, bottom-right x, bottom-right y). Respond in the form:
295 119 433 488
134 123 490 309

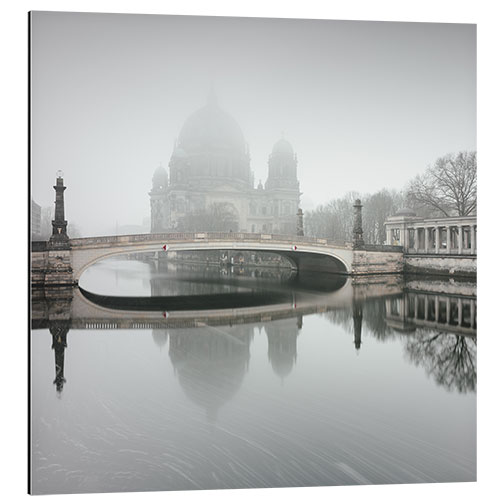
70 233 353 283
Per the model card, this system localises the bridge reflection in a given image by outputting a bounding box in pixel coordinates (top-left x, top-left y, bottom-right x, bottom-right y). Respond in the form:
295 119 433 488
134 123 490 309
31 275 476 399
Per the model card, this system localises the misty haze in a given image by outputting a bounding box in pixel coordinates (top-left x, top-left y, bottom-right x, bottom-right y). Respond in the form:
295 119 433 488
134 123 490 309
30 12 476 495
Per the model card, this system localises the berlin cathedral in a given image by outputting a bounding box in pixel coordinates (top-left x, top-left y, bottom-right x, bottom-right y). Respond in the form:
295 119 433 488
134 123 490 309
149 89 301 234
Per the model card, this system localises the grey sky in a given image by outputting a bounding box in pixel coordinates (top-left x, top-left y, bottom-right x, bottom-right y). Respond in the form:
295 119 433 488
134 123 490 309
31 12 476 236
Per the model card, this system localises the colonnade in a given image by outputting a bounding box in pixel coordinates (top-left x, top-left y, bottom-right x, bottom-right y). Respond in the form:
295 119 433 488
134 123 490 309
385 216 476 255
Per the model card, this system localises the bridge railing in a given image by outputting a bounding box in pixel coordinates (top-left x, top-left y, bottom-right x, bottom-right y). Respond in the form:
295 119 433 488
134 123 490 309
69 231 349 248
362 244 404 253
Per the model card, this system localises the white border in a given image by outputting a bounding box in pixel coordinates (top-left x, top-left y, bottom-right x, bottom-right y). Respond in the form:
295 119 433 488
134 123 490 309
2 1 497 500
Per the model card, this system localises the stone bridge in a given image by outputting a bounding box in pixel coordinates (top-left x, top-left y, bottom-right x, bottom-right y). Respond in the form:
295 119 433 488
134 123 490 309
32 231 404 286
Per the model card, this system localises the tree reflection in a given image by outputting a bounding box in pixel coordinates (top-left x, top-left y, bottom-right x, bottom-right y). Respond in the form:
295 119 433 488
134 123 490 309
405 332 476 393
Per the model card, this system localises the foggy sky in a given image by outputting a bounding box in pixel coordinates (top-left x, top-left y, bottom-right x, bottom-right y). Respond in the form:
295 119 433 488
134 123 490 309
30 12 476 236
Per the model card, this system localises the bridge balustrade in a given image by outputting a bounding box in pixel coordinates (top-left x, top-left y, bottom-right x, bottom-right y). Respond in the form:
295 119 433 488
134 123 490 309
69 231 348 249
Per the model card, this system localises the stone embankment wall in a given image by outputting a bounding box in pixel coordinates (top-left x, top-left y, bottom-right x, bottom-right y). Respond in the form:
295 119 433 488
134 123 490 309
405 255 476 277
352 246 404 275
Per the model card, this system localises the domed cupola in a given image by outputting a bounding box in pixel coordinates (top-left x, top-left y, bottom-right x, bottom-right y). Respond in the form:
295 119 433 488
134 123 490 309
272 137 294 156
178 87 246 154
152 164 168 192
170 87 252 188
266 136 299 190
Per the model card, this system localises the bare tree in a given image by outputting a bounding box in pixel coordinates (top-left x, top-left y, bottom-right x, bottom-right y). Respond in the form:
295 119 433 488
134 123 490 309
305 189 404 244
407 151 477 217
304 191 359 242
363 189 405 244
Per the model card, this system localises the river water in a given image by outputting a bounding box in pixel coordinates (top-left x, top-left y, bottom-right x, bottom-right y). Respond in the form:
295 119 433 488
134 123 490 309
30 258 476 494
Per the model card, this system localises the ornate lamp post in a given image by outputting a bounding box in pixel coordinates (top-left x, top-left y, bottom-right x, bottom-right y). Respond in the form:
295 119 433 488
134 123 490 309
352 199 364 248
49 170 69 247
296 208 304 236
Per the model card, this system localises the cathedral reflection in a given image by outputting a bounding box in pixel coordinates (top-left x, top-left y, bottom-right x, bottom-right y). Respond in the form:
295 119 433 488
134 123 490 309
151 329 168 350
166 325 254 424
264 316 302 380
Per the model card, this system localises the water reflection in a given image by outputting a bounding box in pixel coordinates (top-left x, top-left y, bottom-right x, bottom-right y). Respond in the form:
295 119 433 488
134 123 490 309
169 325 254 424
31 262 476 492
50 321 69 393
32 265 476 397
265 317 302 380
405 332 476 393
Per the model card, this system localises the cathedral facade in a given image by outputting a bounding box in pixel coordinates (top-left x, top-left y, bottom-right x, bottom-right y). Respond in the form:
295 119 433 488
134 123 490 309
149 90 301 234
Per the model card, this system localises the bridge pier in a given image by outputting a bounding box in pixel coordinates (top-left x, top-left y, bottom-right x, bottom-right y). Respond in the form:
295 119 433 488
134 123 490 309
44 248 74 286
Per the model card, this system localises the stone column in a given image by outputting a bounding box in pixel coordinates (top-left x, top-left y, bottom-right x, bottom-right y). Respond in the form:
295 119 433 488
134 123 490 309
414 228 419 252
458 298 463 326
424 295 429 320
446 226 451 254
296 208 304 236
471 225 476 254
458 226 463 254
403 227 410 251
424 227 429 253
352 199 364 248
435 227 440 254
470 300 476 330
50 172 69 245
386 227 392 245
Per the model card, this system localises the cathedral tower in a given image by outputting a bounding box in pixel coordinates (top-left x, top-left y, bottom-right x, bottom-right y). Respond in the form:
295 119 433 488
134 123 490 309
150 164 168 232
264 137 301 234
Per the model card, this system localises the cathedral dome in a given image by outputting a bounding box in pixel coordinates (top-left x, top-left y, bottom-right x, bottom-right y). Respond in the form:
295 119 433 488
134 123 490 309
272 137 294 156
177 90 246 154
